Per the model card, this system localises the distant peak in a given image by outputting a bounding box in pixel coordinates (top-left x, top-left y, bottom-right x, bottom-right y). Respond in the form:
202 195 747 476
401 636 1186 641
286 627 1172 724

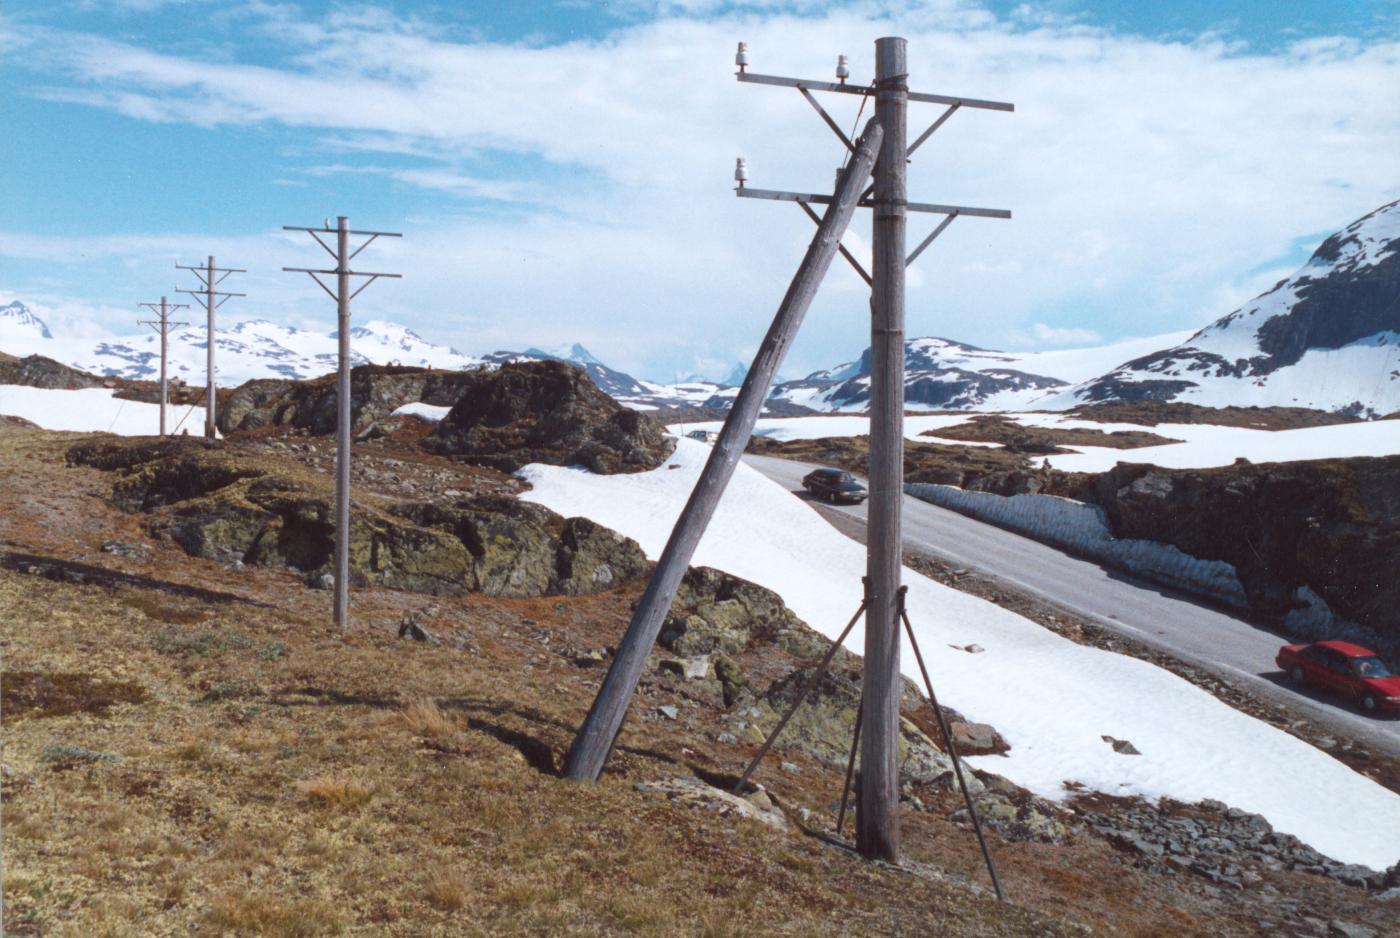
0 300 53 339
523 343 604 366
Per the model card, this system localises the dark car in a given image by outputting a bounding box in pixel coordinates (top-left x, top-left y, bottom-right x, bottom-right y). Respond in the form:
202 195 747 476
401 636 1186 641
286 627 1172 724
1276 640 1400 714
801 467 868 505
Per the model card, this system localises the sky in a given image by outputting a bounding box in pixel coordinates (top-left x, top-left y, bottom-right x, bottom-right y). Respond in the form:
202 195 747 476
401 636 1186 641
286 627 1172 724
2 1 1398 382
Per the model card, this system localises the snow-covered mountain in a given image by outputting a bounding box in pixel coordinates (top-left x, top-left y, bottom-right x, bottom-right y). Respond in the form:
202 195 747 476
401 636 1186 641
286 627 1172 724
1055 200 1400 417
768 332 1191 413
483 343 653 399
0 306 484 384
0 300 53 340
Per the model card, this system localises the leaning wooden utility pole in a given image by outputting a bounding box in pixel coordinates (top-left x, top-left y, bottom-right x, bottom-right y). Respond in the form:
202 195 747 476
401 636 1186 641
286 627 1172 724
137 296 189 437
563 121 884 782
283 216 401 629
730 38 1011 862
176 255 245 438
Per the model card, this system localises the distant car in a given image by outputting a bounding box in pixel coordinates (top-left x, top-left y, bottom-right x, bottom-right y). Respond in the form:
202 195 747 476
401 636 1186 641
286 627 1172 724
1275 640 1400 714
801 467 868 505
685 429 719 444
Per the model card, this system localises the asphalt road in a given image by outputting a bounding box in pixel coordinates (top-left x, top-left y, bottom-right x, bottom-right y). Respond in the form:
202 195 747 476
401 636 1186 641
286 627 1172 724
745 454 1400 759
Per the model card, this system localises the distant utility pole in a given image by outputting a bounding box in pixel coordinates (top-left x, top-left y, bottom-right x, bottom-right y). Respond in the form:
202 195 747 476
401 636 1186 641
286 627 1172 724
734 36 1012 863
137 296 190 437
176 256 245 438
283 216 401 630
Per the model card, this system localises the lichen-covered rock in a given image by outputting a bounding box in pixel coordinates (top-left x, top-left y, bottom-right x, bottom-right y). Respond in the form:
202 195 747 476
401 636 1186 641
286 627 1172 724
422 360 673 474
555 516 651 595
659 566 809 657
0 354 104 390
67 437 648 599
634 776 789 831
753 665 957 784
217 366 490 435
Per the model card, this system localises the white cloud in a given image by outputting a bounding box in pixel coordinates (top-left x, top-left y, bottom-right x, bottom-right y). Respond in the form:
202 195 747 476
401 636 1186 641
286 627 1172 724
5 6 1399 379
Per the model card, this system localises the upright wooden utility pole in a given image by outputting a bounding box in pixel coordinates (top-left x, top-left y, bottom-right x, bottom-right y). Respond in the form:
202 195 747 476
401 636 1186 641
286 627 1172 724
563 121 883 782
176 255 245 438
731 38 1012 862
283 216 401 629
860 35 909 861
137 296 189 437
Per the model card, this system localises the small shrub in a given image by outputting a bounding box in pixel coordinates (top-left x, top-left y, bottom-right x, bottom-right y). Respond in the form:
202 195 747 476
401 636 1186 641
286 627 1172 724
199 679 261 703
401 699 456 739
41 743 121 767
153 630 252 658
296 776 373 810
257 642 287 661
424 869 470 911
205 890 342 937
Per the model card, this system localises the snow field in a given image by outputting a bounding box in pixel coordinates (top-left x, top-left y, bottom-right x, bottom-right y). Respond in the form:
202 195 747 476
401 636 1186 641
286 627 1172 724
0 385 206 436
520 438 1400 870
676 411 1400 473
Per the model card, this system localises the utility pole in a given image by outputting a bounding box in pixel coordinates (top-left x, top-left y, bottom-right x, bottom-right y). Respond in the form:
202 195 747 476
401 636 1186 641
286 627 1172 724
176 256 245 438
137 296 189 437
564 121 883 783
283 216 401 630
730 37 1011 863
861 36 909 861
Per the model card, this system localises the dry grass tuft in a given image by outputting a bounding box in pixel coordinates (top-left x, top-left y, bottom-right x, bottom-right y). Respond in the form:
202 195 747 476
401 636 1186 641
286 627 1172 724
295 775 373 810
424 868 471 911
205 890 343 938
401 698 457 739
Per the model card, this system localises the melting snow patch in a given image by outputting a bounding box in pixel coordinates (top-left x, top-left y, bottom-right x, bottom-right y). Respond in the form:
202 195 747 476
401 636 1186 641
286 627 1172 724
520 438 1400 870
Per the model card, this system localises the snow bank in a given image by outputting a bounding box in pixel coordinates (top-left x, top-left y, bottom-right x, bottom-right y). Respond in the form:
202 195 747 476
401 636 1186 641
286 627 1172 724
677 411 1400 472
520 438 1400 870
903 483 1248 609
0 385 205 436
391 401 452 422
1040 419 1400 473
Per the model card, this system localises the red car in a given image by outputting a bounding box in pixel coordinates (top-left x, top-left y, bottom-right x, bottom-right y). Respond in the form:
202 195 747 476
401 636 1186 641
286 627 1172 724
1275 640 1400 714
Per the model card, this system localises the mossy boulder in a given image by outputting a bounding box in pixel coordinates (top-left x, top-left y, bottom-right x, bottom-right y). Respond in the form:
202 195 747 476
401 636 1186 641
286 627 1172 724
422 360 673 474
68 438 648 599
752 666 955 784
659 566 812 657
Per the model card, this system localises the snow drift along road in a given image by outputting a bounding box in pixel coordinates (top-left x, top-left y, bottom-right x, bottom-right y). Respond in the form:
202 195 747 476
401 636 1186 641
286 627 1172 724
520 438 1400 871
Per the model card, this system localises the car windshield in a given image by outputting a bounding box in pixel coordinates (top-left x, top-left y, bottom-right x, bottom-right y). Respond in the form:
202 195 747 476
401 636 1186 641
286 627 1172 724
1352 656 1394 679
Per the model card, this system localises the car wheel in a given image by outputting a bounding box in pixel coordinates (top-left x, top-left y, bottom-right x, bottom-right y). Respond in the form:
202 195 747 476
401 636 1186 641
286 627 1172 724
1361 693 1379 713
1289 665 1305 685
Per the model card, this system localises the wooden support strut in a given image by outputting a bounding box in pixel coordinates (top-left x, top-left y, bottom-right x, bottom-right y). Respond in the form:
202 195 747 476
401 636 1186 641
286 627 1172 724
562 118 885 783
899 590 1005 901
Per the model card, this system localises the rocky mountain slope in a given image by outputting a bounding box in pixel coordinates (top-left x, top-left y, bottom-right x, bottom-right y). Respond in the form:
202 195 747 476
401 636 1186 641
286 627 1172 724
767 332 1191 414
1058 200 1400 417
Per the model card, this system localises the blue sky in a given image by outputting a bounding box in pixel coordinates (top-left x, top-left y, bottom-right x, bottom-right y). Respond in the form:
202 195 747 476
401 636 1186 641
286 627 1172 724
2 1 1398 380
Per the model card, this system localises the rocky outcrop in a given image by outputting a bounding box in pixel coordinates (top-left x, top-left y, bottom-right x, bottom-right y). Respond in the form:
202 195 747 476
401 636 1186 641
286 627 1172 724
422 360 673 473
217 365 487 434
67 437 648 599
0 354 105 390
659 566 817 658
1083 457 1400 657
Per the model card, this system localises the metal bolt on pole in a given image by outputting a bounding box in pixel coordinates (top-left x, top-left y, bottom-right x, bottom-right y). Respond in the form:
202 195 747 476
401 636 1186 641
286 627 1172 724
283 216 401 630
138 297 189 437
177 255 245 438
